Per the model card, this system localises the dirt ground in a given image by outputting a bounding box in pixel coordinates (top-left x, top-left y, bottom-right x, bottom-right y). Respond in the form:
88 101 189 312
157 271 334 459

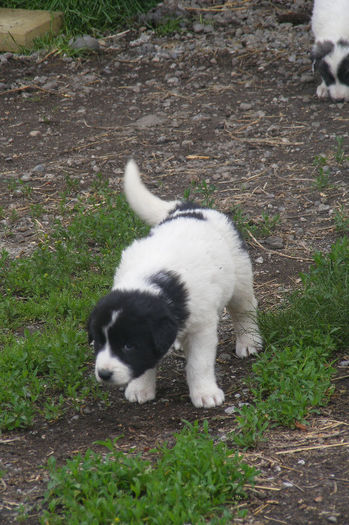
0 1 348 523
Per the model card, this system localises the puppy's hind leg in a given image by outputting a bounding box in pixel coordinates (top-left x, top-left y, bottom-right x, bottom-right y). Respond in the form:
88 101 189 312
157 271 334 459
185 321 225 408
227 282 262 358
125 368 156 404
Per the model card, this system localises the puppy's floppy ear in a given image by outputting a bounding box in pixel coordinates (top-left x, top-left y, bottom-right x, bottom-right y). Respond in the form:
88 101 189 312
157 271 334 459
151 315 178 357
311 40 334 69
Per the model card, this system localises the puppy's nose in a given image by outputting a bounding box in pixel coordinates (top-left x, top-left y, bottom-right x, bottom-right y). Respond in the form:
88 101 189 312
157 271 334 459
98 369 113 381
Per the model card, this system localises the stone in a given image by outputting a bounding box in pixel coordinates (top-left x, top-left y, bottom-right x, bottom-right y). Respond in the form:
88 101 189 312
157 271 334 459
193 23 205 33
43 80 58 90
240 102 253 110
69 35 100 52
134 114 166 129
265 236 284 249
0 8 63 52
32 164 45 173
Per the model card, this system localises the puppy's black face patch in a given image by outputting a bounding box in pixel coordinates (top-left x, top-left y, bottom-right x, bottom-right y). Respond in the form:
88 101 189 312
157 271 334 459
338 54 349 86
311 40 334 65
318 59 335 86
89 290 179 378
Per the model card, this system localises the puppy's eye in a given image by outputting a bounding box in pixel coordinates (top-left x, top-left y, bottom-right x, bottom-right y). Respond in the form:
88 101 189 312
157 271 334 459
123 344 135 353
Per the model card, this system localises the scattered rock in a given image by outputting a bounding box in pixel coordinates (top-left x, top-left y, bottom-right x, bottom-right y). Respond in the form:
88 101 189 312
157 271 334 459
134 114 166 129
193 23 205 33
264 236 284 249
43 80 58 90
32 164 45 173
29 130 41 137
240 102 253 111
69 35 100 51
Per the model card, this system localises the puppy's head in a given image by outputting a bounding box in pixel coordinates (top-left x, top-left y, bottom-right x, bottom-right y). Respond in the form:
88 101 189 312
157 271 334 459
312 39 349 101
88 290 178 386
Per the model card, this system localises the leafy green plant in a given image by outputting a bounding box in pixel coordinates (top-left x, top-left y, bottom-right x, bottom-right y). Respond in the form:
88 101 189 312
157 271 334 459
41 421 257 524
0 180 148 430
231 206 280 239
153 17 183 36
230 237 349 448
313 153 331 189
184 179 216 208
334 205 349 233
334 136 348 164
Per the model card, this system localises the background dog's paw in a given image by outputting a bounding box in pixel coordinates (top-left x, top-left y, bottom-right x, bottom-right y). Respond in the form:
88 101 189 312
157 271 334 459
316 82 328 99
236 334 262 358
125 381 156 404
190 386 225 408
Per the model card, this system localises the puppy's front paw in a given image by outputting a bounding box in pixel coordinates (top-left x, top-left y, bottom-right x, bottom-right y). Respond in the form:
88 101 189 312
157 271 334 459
125 380 156 404
190 386 225 408
316 82 328 99
236 333 262 358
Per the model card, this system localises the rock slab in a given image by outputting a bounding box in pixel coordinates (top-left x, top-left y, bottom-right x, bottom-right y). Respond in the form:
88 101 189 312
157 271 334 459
0 8 63 52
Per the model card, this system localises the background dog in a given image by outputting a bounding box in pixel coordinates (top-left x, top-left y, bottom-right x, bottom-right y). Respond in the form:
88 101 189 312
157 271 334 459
311 0 349 101
88 160 262 408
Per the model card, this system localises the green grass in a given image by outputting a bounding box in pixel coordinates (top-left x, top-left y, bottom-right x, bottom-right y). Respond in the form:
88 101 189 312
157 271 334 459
152 17 183 37
334 205 349 234
0 177 148 430
2 168 349 521
41 421 257 524
183 179 217 209
231 237 349 448
3 0 158 36
231 205 280 239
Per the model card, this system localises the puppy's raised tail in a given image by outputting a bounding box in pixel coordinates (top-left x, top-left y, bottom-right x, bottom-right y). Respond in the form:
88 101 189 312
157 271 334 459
124 160 179 226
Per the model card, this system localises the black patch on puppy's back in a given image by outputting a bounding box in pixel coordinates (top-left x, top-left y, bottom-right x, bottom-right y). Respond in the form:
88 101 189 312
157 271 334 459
172 201 203 213
160 201 206 226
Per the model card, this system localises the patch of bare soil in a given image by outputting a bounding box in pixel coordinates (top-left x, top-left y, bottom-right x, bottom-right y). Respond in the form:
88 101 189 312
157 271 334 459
0 1 348 523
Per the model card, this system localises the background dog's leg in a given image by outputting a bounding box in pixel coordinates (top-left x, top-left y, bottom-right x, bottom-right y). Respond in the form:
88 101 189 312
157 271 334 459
185 323 225 408
227 285 262 358
125 368 156 404
316 80 329 98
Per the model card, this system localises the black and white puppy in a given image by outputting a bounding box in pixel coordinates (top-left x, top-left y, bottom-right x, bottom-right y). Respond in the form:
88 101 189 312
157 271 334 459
311 0 349 101
88 160 262 408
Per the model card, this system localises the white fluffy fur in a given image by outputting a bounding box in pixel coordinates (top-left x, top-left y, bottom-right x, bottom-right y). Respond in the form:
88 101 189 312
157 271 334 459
96 160 262 408
311 0 349 101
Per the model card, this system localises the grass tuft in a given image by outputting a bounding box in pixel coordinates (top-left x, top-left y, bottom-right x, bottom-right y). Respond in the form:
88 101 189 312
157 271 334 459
41 421 257 524
231 237 349 448
0 180 148 430
2 0 158 36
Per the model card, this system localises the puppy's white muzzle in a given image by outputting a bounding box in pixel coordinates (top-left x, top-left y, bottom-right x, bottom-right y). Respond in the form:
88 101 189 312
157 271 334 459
95 345 132 385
